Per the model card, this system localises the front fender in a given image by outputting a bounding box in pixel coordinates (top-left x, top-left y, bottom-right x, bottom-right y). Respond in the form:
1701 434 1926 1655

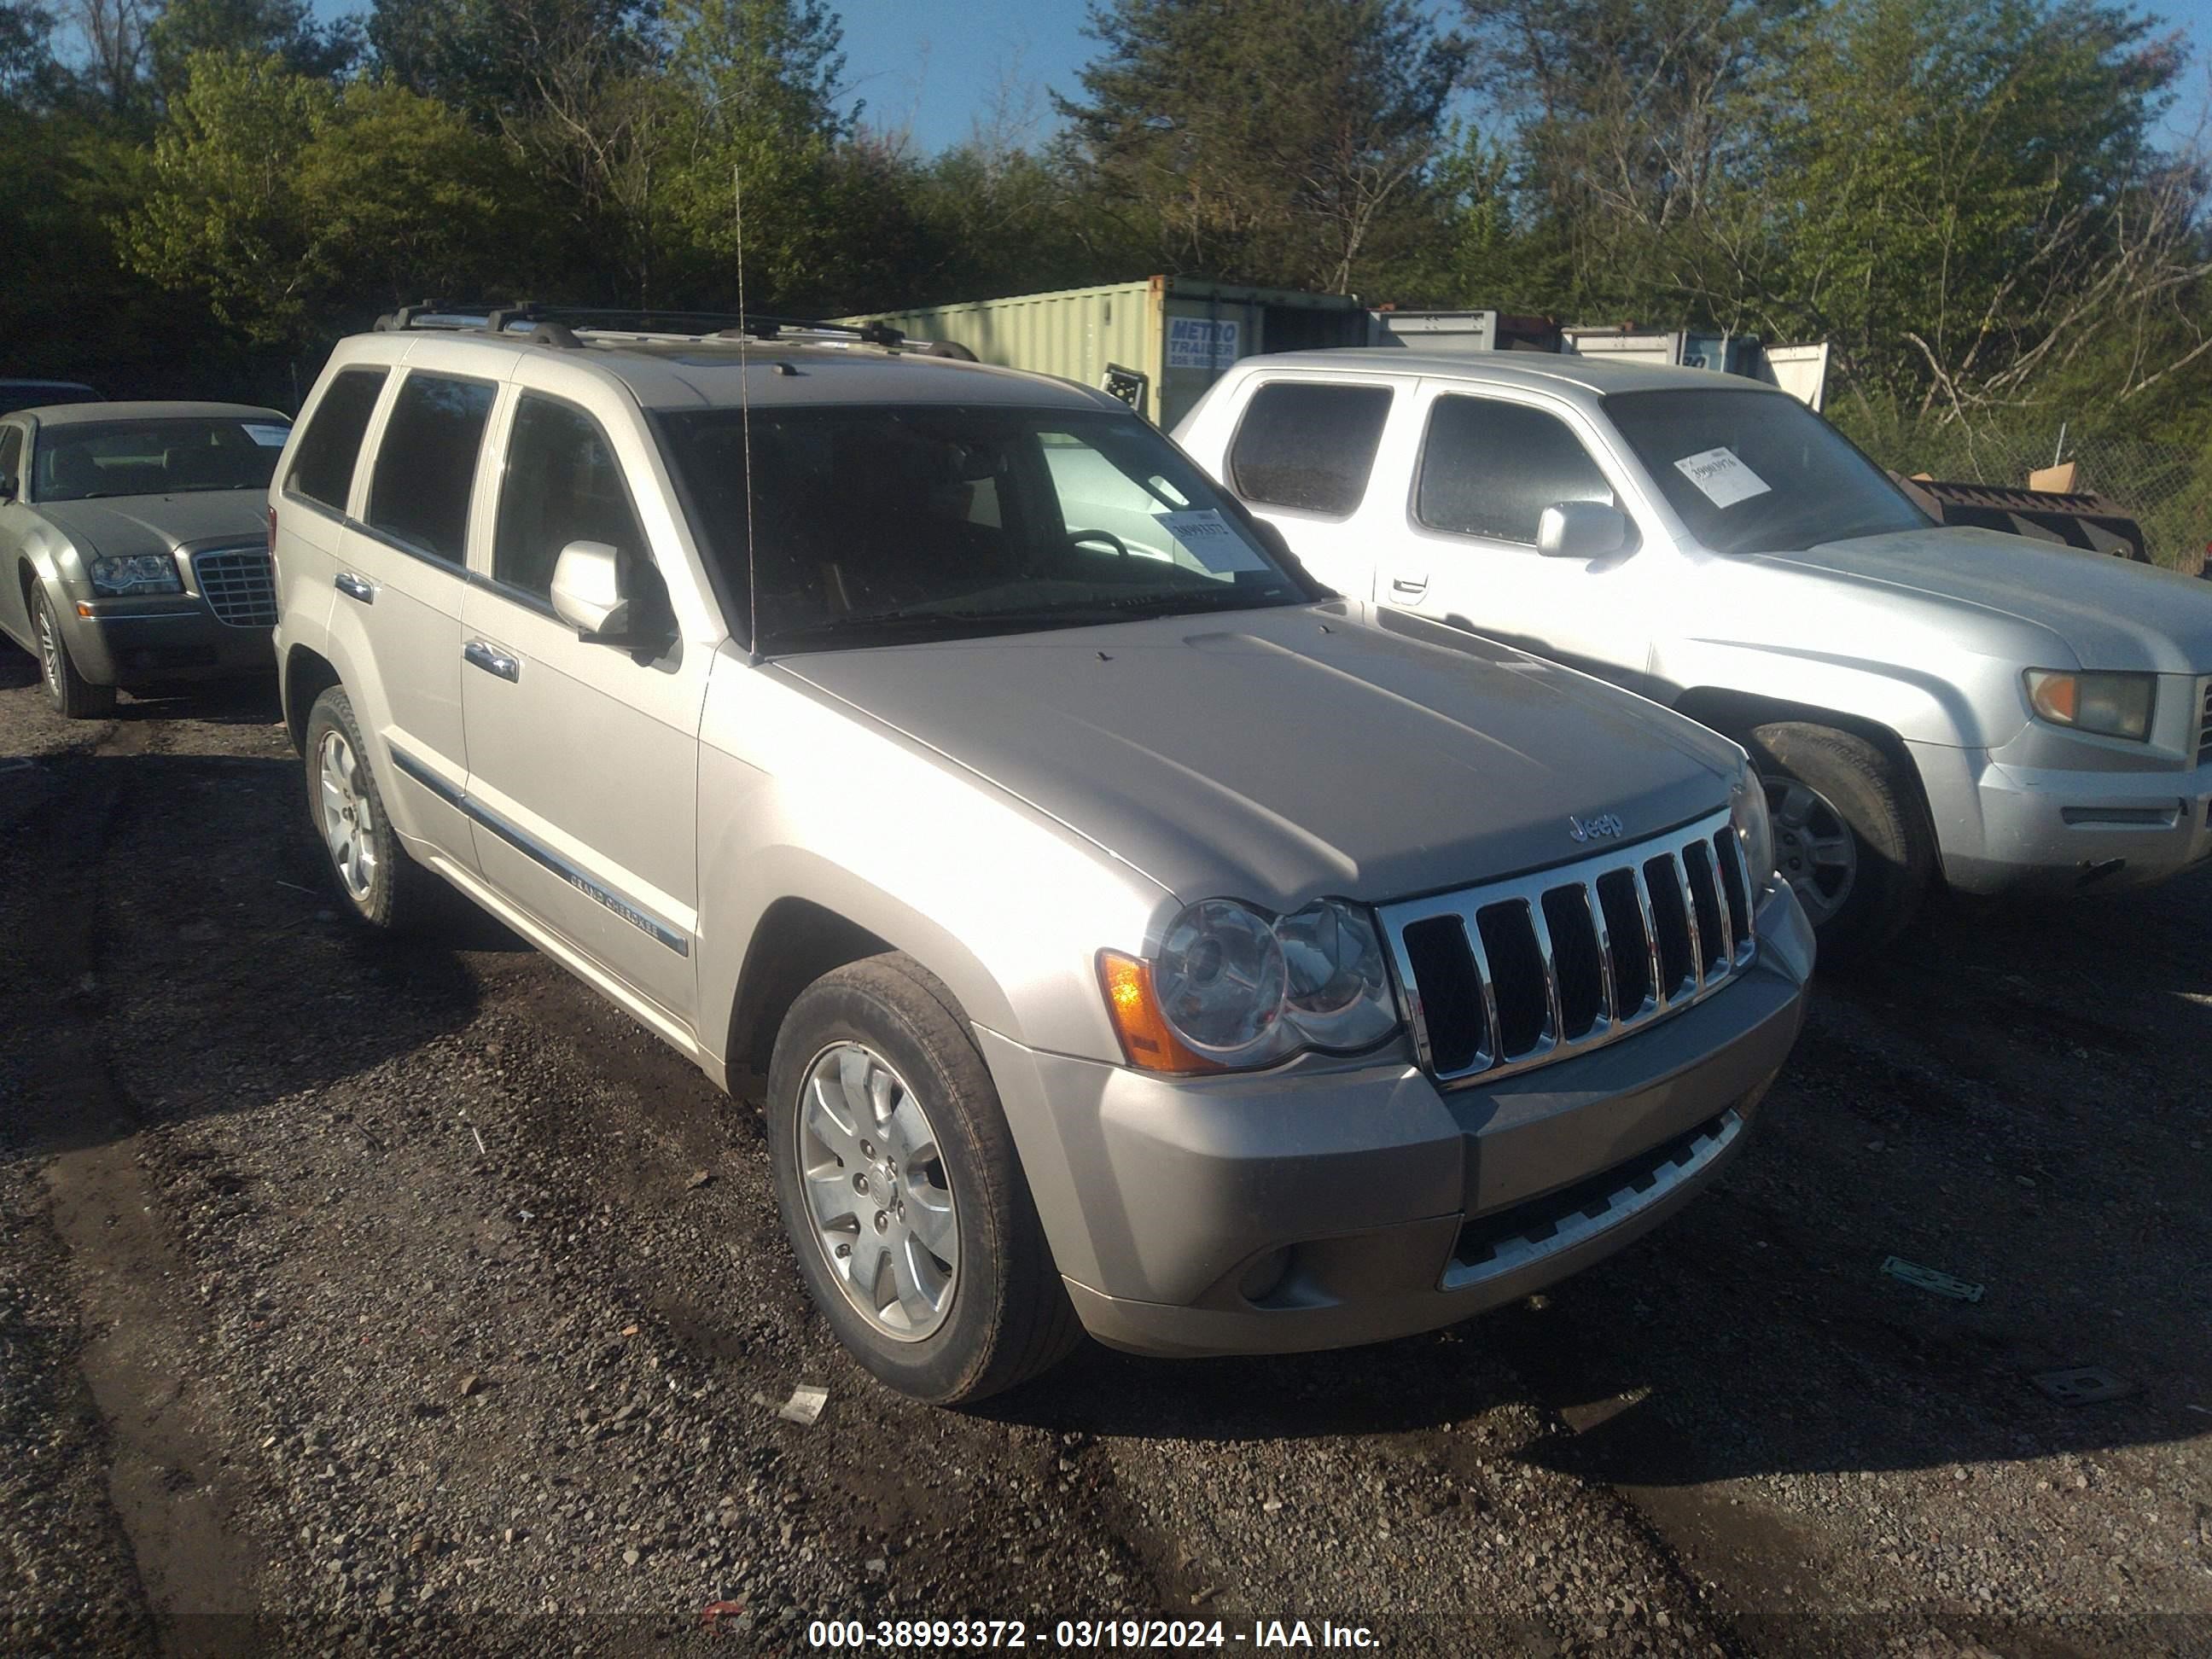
1656 634 2026 752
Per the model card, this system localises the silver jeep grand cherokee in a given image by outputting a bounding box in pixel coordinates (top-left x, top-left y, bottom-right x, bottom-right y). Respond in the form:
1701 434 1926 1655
270 307 1813 1403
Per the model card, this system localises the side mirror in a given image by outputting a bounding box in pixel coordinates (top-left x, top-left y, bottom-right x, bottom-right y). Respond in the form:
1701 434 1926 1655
550 540 629 637
1535 500 1632 560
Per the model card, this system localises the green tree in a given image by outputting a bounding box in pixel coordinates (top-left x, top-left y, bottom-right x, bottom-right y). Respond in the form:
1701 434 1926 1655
1059 0 1469 292
147 0 357 104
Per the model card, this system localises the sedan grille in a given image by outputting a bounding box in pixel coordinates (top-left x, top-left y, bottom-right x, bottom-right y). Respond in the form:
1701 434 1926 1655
1380 809 1755 1089
193 547 276 628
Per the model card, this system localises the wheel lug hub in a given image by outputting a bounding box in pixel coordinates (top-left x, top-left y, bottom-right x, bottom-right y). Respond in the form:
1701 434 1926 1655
873 1211 889 1234
852 1173 868 1195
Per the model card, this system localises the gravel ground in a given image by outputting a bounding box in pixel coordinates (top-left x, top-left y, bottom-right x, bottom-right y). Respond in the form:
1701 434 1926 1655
1 649 2208 1657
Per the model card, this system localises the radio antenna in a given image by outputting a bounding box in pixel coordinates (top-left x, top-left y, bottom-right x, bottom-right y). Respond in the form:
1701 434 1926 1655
734 161 760 656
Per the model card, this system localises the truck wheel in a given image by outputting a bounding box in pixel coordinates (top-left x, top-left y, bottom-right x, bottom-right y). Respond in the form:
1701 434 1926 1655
766 954 1080 1404
303 684 438 931
32 585 116 719
1749 721 1933 961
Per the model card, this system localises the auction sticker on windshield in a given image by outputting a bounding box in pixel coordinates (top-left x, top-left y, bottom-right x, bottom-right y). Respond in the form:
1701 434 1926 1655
243 423 291 447
1155 509 1270 575
1674 445 1771 509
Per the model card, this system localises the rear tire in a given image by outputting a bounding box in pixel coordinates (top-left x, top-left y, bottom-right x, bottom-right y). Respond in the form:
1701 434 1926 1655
33 585 115 719
302 685 439 932
1749 721 1934 961
766 953 1080 1404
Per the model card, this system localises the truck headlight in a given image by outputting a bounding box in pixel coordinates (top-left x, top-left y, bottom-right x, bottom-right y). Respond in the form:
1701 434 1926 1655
1098 897 1400 1074
2024 669 2155 742
1730 760 1776 895
88 554 183 596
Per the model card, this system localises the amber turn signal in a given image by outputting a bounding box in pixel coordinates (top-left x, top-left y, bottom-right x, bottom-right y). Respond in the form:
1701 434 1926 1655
1097 950 1220 1074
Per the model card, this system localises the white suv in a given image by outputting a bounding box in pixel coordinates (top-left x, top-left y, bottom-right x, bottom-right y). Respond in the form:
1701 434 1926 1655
270 309 1810 1402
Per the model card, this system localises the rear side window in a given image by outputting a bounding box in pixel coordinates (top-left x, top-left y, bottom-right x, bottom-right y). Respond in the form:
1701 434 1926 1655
1228 381 1392 517
0 425 20 485
287 367 387 512
494 394 649 602
1417 397 1614 544
366 373 496 565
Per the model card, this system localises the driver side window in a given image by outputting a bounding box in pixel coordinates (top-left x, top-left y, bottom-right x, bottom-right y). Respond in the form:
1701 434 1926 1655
1417 396 1614 544
495 394 649 603
0 425 20 492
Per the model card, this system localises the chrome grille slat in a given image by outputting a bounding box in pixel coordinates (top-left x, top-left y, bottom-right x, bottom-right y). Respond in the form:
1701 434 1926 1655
1382 808 1754 1091
193 547 277 628
2198 676 2211 765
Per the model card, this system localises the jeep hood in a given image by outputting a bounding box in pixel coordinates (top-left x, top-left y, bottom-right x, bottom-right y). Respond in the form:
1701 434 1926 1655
776 602 1738 910
1767 526 2212 674
36 490 270 559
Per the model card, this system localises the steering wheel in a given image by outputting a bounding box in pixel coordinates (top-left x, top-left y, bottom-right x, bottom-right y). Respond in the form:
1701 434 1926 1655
1067 529 1132 559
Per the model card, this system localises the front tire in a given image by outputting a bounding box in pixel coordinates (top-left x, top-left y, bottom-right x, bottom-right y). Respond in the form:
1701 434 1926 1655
766 954 1080 1404
302 685 437 931
1749 721 1934 961
32 585 115 719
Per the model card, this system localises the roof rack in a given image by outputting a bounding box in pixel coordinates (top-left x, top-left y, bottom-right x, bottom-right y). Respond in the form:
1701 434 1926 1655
371 300 905 349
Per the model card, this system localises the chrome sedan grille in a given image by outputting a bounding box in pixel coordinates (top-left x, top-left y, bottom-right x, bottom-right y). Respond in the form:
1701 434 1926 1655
1380 809 1755 1089
193 547 276 628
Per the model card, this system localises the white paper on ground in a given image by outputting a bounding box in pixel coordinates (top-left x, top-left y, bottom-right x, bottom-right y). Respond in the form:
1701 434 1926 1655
777 1383 830 1424
1153 509 1270 575
1672 445 1771 509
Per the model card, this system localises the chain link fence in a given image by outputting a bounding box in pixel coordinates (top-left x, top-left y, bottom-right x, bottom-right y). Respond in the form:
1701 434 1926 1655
1842 416 2212 575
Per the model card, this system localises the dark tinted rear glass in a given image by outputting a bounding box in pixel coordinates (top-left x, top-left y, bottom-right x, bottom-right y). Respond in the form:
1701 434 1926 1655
366 373 496 565
1417 396 1614 543
1228 381 1392 516
288 368 387 511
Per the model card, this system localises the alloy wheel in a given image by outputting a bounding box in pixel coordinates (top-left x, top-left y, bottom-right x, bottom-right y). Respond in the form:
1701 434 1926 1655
34 601 61 701
317 729 379 904
1766 777 1857 927
794 1041 959 1342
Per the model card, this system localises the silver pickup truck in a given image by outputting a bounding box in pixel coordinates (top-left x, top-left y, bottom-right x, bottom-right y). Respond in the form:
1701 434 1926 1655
271 311 1810 1401
1176 353 2212 956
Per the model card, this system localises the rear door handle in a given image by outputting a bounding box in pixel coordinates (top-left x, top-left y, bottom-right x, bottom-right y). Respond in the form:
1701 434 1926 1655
463 640 521 682
1389 575 1429 598
335 572 374 603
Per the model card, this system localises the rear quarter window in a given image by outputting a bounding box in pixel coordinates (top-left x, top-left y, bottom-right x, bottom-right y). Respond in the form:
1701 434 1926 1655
287 367 388 512
1228 381 1393 517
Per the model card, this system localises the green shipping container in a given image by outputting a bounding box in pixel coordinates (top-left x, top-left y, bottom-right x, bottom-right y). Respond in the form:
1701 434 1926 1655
838 276 1368 429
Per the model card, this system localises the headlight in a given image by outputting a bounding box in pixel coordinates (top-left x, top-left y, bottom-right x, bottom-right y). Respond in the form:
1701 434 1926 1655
88 553 183 596
2023 669 2155 742
1098 897 1400 1073
1729 760 1776 896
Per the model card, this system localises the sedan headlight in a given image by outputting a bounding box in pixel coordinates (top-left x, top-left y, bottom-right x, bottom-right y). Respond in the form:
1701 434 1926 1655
1729 759 1777 895
2023 669 2155 742
88 553 183 596
1099 897 1400 1073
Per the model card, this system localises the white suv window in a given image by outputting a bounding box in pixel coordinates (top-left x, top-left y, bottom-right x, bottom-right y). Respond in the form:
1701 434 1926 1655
1417 396 1613 544
364 373 496 565
1228 381 1392 517
494 393 649 602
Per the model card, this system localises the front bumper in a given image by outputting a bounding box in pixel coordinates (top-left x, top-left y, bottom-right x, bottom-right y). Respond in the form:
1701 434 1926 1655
1916 740 2212 894
979 888 1813 1359
61 597 275 687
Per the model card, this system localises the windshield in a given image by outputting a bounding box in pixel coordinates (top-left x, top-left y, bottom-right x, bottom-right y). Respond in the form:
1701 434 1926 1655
657 405 1313 652
34 416 290 503
1605 388 1930 556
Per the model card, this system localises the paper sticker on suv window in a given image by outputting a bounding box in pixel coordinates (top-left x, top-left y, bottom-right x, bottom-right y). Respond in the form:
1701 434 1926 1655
1673 445 1770 508
1155 509 1268 574
242 423 290 447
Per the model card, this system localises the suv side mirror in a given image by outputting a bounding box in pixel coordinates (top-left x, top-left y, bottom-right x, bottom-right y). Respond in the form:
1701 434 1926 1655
1536 501 1632 560
550 540 629 637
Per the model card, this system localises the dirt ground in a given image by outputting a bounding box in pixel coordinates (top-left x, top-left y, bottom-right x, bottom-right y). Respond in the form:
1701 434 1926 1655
2 650 2208 1659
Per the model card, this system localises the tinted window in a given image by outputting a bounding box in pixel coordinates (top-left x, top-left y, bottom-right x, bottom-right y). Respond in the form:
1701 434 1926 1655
288 368 387 511
0 426 20 484
1605 387 1929 555
658 405 1307 653
1228 382 1391 516
35 417 291 503
366 373 496 565
495 396 649 602
1417 397 1614 544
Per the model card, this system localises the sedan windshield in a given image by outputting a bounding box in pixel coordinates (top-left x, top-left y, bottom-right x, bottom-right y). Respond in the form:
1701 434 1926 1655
35 416 290 502
1605 388 1930 556
656 405 1313 652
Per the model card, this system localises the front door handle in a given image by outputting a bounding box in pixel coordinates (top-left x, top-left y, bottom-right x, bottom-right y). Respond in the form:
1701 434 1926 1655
463 639 521 682
335 572 375 603
1389 575 1429 598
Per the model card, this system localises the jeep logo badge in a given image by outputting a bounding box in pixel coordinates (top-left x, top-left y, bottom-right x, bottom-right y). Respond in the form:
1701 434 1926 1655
1569 812 1625 843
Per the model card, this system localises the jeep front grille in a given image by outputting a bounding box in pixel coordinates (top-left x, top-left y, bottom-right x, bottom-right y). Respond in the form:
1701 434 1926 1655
1380 809 1755 1088
193 547 276 628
